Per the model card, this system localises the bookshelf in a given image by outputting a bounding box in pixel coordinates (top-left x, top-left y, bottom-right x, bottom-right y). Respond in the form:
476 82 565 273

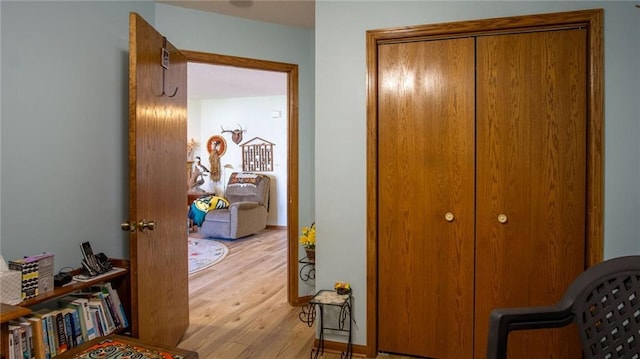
0 259 129 359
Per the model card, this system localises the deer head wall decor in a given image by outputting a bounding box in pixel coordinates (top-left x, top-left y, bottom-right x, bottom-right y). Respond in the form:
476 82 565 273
221 124 246 144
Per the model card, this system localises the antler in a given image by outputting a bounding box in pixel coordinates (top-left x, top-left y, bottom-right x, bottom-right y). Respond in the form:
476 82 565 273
221 125 233 134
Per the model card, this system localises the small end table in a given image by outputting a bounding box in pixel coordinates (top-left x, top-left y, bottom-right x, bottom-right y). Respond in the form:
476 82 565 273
299 289 353 359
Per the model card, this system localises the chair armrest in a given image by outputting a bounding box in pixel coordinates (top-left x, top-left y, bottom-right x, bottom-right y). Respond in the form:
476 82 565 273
486 305 574 359
230 201 260 210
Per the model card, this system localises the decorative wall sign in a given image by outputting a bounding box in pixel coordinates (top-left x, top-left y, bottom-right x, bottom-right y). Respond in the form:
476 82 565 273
240 137 275 172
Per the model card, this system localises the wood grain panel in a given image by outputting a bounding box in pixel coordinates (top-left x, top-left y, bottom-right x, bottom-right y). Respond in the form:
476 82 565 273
474 29 587 358
129 13 189 345
368 9 603 359
377 38 475 358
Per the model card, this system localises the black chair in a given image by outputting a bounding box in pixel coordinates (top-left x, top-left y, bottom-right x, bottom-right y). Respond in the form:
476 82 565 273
487 255 640 359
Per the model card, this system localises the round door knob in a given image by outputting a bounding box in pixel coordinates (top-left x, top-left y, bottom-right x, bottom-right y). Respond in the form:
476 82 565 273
121 221 136 232
445 212 455 222
497 214 508 224
138 219 156 231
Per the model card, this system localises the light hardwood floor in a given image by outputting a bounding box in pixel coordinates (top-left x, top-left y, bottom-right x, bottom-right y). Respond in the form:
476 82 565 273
178 228 411 359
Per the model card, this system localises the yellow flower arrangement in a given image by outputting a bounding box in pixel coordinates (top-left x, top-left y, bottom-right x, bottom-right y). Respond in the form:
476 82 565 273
334 281 351 295
299 222 316 250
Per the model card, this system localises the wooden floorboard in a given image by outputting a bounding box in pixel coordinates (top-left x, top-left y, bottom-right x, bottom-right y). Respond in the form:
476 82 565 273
178 228 412 359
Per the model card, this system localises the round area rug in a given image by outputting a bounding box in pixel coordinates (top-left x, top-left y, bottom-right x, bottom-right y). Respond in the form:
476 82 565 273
188 237 229 274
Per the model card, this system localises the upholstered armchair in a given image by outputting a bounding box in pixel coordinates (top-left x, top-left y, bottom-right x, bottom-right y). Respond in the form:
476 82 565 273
199 172 270 239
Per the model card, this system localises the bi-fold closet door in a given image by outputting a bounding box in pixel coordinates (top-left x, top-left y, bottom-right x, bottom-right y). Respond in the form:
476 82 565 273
377 28 587 359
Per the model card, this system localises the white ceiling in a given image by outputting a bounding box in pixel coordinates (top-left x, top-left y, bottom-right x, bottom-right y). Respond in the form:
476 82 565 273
188 62 287 99
156 0 315 29
158 0 307 99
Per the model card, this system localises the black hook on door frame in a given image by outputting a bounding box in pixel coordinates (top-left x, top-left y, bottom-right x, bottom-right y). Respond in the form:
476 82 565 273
160 37 178 98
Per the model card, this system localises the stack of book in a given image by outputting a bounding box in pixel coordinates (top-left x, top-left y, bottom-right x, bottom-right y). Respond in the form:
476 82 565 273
4 283 128 359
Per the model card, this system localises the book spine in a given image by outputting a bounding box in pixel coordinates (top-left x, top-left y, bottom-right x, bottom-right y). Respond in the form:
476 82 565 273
89 304 107 336
40 317 50 359
104 282 128 328
103 293 121 329
91 308 104 336
18 320 33 359
11 321 27 359
54 312 68 353
87 307 101 337
8 325 21 359
93 285 120 330
94 294 115 333
43 315 56 358
68 308 84 346
75 298 97 340
17 324 27 359
62 311 74 348
8 325 15 359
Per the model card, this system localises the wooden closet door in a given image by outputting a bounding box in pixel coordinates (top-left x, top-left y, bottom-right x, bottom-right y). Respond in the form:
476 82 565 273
377 38 475 358
474 29 587 358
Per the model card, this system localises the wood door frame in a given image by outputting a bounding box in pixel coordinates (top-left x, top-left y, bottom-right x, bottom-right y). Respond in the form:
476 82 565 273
181 50 300 305
365 9 603 357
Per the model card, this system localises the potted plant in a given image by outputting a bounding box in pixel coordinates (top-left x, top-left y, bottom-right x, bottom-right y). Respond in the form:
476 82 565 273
300 222 316 261
334 281 351 295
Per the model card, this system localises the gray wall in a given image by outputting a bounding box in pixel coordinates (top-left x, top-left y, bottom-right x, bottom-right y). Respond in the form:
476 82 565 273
0 2 315 280
1 1 154 268
315 1 640 346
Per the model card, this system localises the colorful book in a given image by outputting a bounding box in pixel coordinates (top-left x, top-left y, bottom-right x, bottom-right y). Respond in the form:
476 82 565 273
8 325 16 359
61 309 73 348
92 293 115 333
71 297 97 340
17 319 34 359
101 282 128 329
66 293 102 338
52 310 68 353
11 322 28 359
88 299 111 335
10 322 28 359
64 306 83 347
90 285 120 330
58 297 92 342
43 313 57 357
8 324 21 359
89 307 105 337
75 290 109 332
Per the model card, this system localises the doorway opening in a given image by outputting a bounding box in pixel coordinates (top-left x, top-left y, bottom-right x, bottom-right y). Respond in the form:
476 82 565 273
183 50 301 304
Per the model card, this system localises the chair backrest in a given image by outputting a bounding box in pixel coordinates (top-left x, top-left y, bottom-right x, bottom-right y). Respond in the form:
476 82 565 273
225 172 270 206
566 255 640 359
